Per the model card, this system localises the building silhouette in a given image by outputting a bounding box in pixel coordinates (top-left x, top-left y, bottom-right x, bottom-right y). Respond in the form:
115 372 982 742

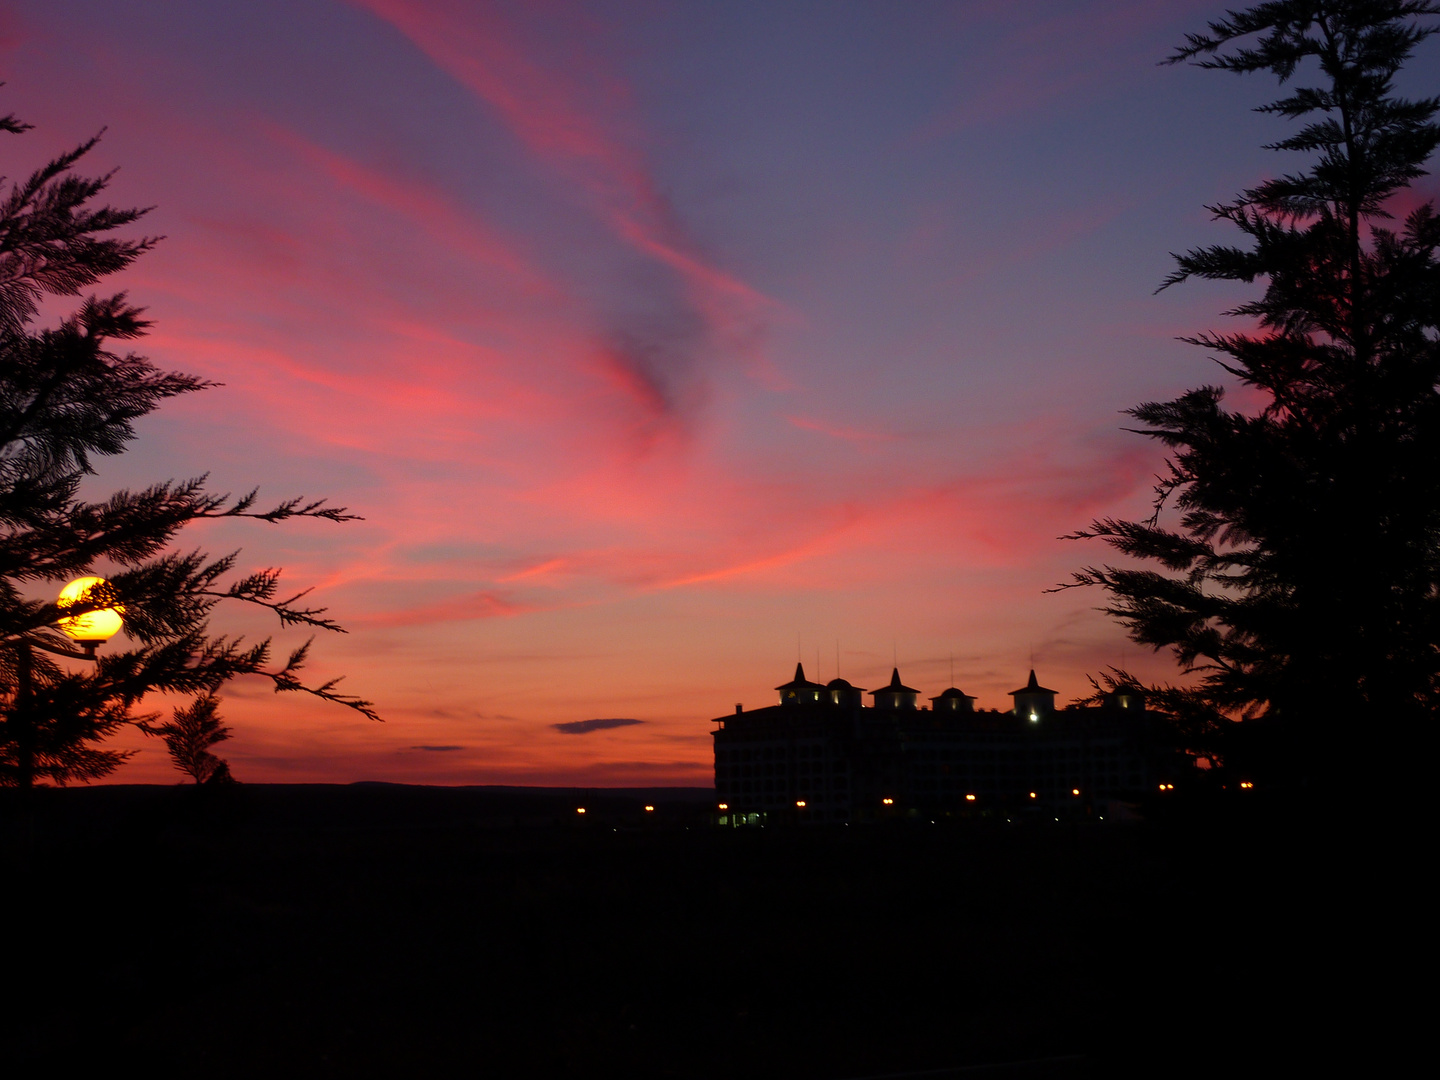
712 663 1179 824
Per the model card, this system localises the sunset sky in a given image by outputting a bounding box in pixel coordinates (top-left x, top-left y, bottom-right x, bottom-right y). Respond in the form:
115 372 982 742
5 0 1437 785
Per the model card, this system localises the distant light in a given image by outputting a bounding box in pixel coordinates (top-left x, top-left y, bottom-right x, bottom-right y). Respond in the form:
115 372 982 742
965 794 976 802
576 807 586 814
643 805 654 812
718 802 729 810
1240 781 1254 790
796 800 806 808
1028 792 1037 799
1029 712 1039 723
882 797 894 806
1072 788 1080 796
57 576 124 643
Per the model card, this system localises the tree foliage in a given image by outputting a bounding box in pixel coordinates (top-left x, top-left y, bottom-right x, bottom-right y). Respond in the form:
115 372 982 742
144 693 233 785
1066 1 1440 778
1 100 376 788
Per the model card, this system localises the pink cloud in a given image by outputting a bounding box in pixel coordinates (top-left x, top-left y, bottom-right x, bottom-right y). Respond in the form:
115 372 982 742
347 0 782 382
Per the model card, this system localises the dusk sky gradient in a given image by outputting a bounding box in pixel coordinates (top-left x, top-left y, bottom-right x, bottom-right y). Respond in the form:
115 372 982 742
5 1 1436 785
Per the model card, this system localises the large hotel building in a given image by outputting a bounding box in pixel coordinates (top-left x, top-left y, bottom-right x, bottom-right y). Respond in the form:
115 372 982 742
711 664 1181 824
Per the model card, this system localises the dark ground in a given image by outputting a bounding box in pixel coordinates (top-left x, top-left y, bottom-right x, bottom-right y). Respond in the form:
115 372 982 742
0 784 1399 1078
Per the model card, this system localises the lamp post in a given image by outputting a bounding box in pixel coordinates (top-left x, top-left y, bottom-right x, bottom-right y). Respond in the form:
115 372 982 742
55 575 124 659
7 577 125 788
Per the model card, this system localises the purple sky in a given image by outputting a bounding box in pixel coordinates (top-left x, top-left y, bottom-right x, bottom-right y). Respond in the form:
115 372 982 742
4 0 1436 784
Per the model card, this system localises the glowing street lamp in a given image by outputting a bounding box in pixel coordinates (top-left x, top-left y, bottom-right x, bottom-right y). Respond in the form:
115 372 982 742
56 576 124 658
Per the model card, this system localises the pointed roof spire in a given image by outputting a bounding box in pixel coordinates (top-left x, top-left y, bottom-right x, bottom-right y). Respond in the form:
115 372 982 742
871 667 920 695
775 662 824 691
1009 669 1058 696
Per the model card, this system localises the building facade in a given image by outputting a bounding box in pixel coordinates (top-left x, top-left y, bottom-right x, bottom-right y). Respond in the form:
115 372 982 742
712 664 1179 824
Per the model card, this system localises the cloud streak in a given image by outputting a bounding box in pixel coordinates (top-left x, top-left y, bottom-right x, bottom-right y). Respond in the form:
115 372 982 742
552 717 644 735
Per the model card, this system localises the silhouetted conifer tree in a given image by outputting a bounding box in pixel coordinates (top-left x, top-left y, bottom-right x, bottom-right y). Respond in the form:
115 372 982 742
1066 2 1440 786
1 99 376 788
145 694 233 785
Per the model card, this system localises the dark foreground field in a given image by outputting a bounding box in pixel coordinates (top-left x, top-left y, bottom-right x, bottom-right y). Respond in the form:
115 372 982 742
0 784 1392 1078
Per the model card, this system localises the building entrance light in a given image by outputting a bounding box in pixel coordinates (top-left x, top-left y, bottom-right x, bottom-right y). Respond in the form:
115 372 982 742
56 576 124 657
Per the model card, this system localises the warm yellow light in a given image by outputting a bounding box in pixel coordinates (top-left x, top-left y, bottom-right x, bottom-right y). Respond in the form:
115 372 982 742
643 805 654 812
1028 792 1037 799
576 807 586 814
882 797 894 806
965 794 976 802
1240 781 1254 790
57 576 124 643
1072 788 1080 796
795 800 806 808
718 803 729 810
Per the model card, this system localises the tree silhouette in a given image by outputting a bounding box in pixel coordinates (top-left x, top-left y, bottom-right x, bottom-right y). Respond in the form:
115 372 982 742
1 99 377 788
1065 2 1440 784
145 694 233 785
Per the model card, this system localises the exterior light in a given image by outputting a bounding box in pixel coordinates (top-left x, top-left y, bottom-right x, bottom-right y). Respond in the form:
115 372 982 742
882 797 894 806
1240 781 1254 790
576 807 586 814
57 576 124 653
795 800 806 808
1028 792 1037 799
718 803 729 810
965 794 976 802
643 805 654 812
1072 788 1080 796
1029 712 1039 723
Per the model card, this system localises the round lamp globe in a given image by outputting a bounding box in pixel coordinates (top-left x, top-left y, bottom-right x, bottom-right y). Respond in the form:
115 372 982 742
57 576 124 643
